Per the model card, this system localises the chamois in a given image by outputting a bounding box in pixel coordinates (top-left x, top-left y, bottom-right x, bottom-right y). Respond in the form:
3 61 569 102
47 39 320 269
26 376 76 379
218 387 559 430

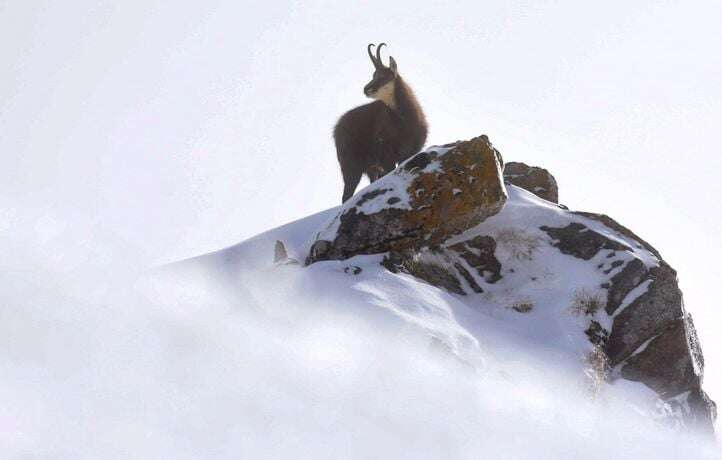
334 43 428 203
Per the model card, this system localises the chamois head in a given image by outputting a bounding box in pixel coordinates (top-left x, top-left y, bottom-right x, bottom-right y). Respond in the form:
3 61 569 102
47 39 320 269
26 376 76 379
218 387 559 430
363 43 398 106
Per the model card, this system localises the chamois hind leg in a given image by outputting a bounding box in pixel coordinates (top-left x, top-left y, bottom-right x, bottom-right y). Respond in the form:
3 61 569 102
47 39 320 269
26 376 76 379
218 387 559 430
341 167 362 203
366 164 386 183
381 156 397 177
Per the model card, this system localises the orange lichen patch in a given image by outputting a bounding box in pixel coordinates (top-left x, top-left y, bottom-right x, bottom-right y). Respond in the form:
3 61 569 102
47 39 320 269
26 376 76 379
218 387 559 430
399 135 506 249
307 134 507 264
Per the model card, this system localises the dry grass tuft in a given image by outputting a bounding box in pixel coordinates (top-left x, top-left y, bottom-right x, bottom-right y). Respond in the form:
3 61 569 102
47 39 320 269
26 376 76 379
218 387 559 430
495 228 542 261
510 301 533 313
569 289 604 316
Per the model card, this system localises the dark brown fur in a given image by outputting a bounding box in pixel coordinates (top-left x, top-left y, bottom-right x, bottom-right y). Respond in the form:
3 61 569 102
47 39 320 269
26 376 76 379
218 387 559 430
334 45 428 203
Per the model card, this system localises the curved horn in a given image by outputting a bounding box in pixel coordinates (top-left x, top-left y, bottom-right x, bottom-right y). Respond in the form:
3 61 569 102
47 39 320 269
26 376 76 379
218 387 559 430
367 43 379 68
375 42 387 67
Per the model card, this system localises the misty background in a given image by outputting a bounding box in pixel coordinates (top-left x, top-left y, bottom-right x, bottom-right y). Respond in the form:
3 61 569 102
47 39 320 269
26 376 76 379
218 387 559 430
2 0 721 441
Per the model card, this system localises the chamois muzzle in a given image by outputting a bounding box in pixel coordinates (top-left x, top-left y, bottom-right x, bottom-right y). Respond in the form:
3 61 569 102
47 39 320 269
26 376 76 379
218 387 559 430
363 82 376 97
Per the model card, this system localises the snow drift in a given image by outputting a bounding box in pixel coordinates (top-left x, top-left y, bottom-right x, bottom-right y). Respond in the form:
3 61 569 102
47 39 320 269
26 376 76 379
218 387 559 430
1 137 718 458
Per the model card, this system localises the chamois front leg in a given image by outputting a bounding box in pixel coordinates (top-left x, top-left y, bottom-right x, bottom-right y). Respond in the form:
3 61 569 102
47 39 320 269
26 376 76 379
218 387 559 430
342 167 362 203
368 129 397 181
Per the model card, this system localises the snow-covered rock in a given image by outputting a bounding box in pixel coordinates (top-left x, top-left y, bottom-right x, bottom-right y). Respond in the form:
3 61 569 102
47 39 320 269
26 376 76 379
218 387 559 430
539 214 716 431
185 134 716 434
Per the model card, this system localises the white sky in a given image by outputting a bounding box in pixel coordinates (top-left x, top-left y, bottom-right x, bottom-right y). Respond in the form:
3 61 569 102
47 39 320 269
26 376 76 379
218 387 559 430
2 0 721 416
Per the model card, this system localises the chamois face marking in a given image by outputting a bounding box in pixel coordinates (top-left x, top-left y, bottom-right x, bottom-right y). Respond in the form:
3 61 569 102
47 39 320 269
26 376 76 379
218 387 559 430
363 43 398 107
365 76 396 107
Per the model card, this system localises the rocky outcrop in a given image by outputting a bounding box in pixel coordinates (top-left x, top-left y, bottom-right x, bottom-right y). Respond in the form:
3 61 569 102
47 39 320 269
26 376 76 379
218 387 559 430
503 161 559 203
539 216 716 432
307 135 506 264
304 133 715 433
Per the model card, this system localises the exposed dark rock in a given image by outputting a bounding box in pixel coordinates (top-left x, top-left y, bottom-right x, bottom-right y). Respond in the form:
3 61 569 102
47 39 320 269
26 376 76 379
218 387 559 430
379 235 503 296
540 222 629 260
447 235 502 284
585 320 609 346
308 207 420 263
602 259 624 274
606 262 683 365
453 262 484 293
620 317 717 433
621 319 697 397
540 218 715 430
605 258 649 315
574 211 662 260
356 188 391 206
381 251 466 295
401 151 433 172
503 161 559 203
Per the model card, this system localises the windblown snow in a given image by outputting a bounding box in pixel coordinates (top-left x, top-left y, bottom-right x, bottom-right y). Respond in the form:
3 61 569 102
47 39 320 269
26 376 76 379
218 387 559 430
1 186 719 458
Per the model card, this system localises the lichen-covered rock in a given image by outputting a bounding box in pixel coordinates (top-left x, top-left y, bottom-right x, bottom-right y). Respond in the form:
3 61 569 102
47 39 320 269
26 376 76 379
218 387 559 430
306 135 506 264
503 161 559 203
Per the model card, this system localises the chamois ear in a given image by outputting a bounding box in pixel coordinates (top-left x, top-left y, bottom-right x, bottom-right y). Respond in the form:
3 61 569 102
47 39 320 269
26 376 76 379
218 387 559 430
389 56 398 74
